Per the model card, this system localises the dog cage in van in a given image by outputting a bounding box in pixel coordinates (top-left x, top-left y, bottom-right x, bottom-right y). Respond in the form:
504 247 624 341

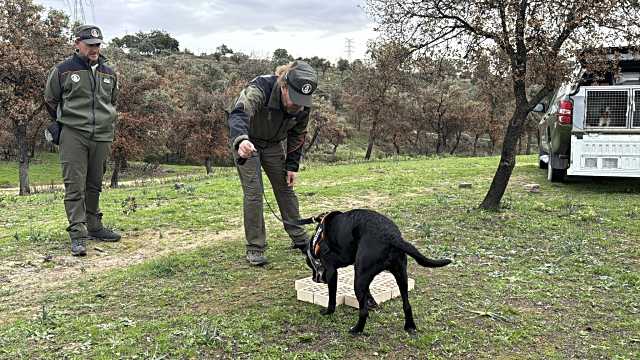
584 88 640 129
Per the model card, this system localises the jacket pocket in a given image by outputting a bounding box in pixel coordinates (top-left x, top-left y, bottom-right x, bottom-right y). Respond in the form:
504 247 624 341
98 76 115 103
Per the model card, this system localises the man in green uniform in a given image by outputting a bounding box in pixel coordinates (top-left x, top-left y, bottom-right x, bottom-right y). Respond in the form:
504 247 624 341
228 61 317 266
44 25 121 256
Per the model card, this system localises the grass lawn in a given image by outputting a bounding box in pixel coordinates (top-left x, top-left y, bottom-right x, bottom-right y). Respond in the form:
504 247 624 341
0 155 639 359
0 152 204 189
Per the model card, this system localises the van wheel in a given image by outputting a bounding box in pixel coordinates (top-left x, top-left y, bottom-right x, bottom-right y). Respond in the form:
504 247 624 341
547 155 566 182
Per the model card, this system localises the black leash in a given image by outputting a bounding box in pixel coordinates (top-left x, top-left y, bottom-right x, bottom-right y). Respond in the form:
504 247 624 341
237 152 316 226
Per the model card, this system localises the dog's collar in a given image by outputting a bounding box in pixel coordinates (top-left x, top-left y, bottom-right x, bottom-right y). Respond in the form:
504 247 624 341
306 211 341 257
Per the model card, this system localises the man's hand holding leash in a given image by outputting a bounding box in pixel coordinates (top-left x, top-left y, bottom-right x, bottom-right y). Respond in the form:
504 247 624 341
238 139 256 158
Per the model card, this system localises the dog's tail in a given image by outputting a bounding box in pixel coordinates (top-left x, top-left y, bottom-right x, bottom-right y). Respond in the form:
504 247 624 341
394 238 451 268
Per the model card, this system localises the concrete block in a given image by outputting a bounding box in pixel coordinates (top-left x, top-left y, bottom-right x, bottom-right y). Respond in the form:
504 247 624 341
296 265 416 309
295 277 316 290
370 287 393 304
344 293 359 308
297 288 314 304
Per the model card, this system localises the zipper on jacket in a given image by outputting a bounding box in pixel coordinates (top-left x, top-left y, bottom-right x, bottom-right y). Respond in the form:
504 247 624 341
90 66 96 139
81 55 97 139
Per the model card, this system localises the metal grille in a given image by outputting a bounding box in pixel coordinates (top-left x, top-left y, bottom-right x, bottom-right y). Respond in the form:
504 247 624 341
634 91 640 127
602 158 619 169
585 158 597 168
585 90 628 127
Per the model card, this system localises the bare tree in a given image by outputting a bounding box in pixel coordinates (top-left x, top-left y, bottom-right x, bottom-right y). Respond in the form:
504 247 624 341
0 0 69 195
368 0 640 209
345 41 410 160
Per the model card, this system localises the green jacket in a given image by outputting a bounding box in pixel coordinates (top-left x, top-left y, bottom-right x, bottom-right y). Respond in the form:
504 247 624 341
228 75 310 171
44 53 118 142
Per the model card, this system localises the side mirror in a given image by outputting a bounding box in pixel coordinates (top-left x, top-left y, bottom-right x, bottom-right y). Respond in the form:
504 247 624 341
532 103 545 113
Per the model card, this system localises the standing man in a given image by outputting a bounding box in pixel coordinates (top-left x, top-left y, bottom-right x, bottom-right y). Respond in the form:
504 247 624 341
228 61 317 266
44 25 121 256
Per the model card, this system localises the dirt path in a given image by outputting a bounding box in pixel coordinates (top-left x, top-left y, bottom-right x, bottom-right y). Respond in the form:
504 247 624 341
0 227 243 325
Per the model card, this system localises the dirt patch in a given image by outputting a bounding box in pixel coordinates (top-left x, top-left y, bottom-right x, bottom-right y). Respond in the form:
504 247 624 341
0 227 243 325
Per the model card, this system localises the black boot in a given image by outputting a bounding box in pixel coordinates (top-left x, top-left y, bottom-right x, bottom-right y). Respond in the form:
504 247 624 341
68 224 88 256
88 228 121 242
71 237 87 256
87 212 121 242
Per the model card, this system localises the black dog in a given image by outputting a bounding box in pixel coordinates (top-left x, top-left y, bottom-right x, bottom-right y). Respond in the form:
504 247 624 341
304 209 451 334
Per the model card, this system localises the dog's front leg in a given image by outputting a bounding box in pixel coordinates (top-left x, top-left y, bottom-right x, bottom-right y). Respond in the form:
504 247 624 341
320 267 338 315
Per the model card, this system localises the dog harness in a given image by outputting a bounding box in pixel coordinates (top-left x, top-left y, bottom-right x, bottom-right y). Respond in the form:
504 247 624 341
306 211 342 283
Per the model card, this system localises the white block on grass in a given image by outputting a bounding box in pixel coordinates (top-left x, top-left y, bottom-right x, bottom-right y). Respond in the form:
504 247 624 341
296 266 415 309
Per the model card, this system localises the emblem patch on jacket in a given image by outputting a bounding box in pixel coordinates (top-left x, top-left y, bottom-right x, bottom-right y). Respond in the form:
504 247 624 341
71 74 80 83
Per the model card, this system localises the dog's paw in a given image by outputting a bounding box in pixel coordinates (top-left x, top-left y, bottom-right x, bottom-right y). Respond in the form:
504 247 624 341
366 298 378 309
320 308 335 316
404 325 417 334
349 326 364 335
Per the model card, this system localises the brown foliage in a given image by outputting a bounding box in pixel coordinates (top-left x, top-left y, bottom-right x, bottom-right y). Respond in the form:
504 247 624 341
0 0 70 194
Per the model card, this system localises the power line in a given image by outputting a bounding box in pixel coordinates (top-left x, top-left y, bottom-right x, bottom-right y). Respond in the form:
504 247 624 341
345 38 354 61
67 0 95 25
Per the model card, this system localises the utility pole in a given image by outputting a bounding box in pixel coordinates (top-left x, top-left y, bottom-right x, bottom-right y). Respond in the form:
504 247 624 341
345 38 354 61
64 0 96 25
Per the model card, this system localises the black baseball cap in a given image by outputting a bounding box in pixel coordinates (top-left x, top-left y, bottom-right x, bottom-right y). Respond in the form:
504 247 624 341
75 25 104 45
285 61 318 107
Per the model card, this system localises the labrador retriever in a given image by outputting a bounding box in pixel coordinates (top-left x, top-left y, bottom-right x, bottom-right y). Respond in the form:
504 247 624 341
304 209 451 334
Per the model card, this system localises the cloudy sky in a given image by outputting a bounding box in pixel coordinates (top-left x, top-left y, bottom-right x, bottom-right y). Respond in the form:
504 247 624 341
35 0 378 62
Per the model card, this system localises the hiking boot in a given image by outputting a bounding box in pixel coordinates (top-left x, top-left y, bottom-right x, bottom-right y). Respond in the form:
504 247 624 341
71 237 87 257
246 250 268 266
88 228 121 242
68 224 88 256
87 212 121 242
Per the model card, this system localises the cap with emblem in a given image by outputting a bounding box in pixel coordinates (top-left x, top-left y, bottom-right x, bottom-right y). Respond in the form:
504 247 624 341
75 24 104 45
284 61 318 107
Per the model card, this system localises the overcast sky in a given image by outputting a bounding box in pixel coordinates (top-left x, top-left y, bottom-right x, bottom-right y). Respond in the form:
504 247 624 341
35 0 378 62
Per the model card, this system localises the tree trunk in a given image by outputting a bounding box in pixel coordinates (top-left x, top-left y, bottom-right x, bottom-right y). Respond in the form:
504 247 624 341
111 156 121 188
525 130 533 155
392 134 401 155
364 139 374 160
435 132 442 154
204 157 213 175
480 107 528 210
364 120 377 160
473 134 480 156
449 131 462 155
517 136 523 155
16 123 30 196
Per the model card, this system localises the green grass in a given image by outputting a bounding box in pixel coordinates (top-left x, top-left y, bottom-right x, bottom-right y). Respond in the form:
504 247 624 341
0 152 204 188
1 155 639 359
0 152 62 188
